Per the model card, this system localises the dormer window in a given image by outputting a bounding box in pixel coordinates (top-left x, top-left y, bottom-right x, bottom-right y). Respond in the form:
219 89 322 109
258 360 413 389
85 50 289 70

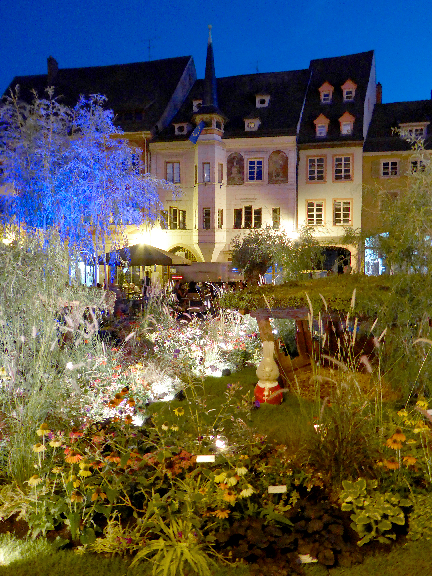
174 123 189 136
399 122 429 139
319 82 334 104
192 99 203 112
314 113 330 138
245 118 261 131
341 79 357 102
339 111 355 135
256 94 270 108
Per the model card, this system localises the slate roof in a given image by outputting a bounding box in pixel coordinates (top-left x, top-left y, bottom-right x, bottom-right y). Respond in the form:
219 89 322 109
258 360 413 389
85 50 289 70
156 68 311 140
298 51 375 145
364 101 432 152
3 56 195 133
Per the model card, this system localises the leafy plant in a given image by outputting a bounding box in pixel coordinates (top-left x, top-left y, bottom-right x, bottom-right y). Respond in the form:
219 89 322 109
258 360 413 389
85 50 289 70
339 478 411 546
130 516 215 576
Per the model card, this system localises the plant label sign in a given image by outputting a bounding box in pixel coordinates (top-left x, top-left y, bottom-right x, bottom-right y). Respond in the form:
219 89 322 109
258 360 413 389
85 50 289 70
196 455 215 463
268 485 287 493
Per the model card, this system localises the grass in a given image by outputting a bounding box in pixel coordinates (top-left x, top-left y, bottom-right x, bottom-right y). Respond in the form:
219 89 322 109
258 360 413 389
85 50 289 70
0 533 431 576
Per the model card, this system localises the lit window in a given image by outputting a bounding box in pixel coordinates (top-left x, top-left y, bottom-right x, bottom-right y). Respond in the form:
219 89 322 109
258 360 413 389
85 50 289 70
307 201 324 225
218 208 223 229
339 111 355 135
218 163 223 183
245 118 261 131
248 159 263 181
166 162 180 183
341 122 352 135
400 123 429 139
334 156 352 181
333 200 352 225
203 162 211 183
382 161 399 177
272 208 280 229
308 157 325 181
202 208 211 230
314 114 329 138
321 92 331 103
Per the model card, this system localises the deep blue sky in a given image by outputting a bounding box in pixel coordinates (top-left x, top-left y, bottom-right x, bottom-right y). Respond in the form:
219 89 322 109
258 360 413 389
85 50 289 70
1 0 431 104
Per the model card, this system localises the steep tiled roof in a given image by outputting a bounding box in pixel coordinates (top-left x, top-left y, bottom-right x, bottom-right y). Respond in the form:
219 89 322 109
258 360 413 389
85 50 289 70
298 51 375 144
3 56 195 133
364 101 432 152
156 68 310 140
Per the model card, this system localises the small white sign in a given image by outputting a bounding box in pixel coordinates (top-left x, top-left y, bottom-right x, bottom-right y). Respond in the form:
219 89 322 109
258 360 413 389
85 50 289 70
268 485 287 493
298 554 318 564
196 455 215 463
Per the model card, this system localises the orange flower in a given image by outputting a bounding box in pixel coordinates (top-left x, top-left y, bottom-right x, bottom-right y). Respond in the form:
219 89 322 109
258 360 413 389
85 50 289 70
105 452 121 463
91 487 107 501
223 492 237 504
403 455 417 466
124 415 133 425
127 398 136 407
213 509 230 519
64 451 83 464
219 483 228 491
92 435 105 444
392 428 406 442
69 428 83 439
70 491 84 503
384 458 399 470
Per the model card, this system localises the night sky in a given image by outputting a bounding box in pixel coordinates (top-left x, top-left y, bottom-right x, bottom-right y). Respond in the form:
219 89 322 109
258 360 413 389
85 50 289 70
1 0 431 105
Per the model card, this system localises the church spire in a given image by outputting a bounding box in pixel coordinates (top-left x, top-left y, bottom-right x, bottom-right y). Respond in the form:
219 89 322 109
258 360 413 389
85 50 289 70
203 24 218 108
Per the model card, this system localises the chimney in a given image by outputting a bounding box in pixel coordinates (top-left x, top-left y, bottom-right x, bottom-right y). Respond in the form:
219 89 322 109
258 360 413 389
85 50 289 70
376 82 382 104
47 56 58 86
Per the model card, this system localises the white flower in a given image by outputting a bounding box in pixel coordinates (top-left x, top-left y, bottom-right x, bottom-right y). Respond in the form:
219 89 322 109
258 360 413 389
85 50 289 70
226 476 238 487
239 485 254 498
66 362 74 370
236 466 248 476
214 472 227 483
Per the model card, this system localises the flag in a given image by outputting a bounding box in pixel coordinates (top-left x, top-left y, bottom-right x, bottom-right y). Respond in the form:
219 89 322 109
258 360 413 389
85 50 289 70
189 121 206 144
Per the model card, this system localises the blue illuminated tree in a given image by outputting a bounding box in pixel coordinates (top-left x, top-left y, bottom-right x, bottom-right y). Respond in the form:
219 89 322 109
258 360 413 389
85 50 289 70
0 88 175 269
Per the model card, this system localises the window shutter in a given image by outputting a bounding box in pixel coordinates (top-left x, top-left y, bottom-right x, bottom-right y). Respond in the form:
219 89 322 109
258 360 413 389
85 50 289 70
371 160 380 178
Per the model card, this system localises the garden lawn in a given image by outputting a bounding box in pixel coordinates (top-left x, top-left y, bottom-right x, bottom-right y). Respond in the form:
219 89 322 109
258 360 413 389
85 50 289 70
147 366 316 448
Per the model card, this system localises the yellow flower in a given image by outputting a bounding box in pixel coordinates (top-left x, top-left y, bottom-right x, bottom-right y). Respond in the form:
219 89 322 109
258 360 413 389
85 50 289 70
392 428 406 442
213 509 230 519
78 467 92 478
27 475 43 487
413 422 429 434
49 439 62 448
161 423 169 431
70 491 84 503
416 398 429 410
33 443 46 453
239 485 254 498
173 407 184 417
171 425 179 431
386 437 403 450
52 467 63 474
36 423 51 437
403 455 417 466
214 472 227 483
397 409 408 419
236 466 248 476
